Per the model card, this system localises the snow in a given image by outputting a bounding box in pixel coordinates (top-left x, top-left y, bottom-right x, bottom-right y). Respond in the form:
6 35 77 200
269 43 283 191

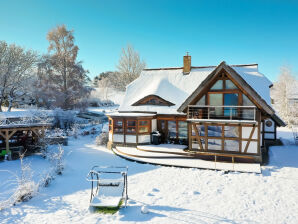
114 146 261 173
0 155 51 203
107 112 156 117
1 127 298 223
119 64 273 114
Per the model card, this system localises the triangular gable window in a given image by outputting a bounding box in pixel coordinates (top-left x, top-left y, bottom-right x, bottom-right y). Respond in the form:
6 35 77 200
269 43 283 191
132 95 175 106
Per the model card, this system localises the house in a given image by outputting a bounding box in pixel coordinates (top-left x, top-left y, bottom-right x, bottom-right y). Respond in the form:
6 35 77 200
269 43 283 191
107 54 286 163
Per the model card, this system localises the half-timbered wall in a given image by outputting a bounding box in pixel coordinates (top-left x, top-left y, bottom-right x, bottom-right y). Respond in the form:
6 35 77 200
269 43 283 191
190 122 260 155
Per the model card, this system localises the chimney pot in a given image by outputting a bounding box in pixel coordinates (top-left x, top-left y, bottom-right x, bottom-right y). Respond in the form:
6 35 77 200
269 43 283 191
183 53 191 74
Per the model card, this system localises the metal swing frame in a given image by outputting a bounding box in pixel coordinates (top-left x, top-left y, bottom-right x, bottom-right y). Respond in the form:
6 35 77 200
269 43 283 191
86 166 128 208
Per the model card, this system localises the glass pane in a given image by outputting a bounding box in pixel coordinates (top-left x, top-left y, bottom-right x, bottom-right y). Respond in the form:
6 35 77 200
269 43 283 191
210 80 223 90
139 120 148 126
224 93 238 117
196 95 205 105
168 121 177 138
139 127 148 133
209 94 223 116
224 126 239 138
208 139 222 151
127 120 136 126
225 80 238 89
114 127 123 133
242 95 255 119
127 127 136 133
207 126 222 137
224 140 239 152
115 120 123 126
192 124 205 136
243 94 254 106
178 121 187 139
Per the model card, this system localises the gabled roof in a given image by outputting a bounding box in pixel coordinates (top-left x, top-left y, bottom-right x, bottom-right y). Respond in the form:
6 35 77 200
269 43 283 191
178 62 275 115
119 62 273 115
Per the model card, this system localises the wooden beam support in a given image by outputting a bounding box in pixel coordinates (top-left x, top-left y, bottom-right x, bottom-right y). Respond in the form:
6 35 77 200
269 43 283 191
244 125 256 153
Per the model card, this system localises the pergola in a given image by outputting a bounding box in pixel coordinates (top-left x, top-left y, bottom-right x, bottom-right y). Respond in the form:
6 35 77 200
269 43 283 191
0 123 52 160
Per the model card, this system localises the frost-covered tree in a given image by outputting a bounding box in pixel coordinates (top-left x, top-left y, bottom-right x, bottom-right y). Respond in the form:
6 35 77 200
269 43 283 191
115 44 146 91
35 25 91 109
0 41 37 111
271 66 298 126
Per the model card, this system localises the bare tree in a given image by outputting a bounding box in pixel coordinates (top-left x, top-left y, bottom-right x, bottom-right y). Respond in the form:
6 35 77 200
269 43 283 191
271 66 298 126
0 41 37 111
115 44 146 91
35 25 91 109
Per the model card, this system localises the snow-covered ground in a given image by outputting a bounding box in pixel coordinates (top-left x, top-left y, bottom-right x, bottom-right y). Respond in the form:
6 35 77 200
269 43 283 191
0 128 298 223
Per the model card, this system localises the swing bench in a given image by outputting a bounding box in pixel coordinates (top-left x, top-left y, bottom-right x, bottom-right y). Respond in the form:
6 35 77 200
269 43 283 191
86 166 128 210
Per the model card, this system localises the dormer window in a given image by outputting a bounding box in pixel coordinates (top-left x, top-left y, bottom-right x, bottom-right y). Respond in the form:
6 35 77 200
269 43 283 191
132 95 175 106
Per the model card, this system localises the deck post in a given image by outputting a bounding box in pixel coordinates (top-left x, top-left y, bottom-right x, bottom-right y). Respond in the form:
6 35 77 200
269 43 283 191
5 130 12 160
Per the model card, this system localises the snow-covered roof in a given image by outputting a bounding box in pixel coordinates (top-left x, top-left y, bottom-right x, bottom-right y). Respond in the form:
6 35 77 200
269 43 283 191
107 112 156 117
118 63 273 115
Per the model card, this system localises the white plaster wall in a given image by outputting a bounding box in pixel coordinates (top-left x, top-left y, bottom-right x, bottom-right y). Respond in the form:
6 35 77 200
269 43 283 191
126 135 137 143
241 141 258 154
109 132 113 141
113 134 124 142
264 133 275 139
242 126 258 139
138 135 151 143
151 119 157 132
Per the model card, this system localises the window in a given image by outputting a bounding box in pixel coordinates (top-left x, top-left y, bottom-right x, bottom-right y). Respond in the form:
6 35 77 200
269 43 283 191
109 119 113 132
168 121 176 139
113 119 123 133
138 120 150 134
242 94 255 119
208 139 222 151
192 124 205 136
133 95 174 106
209 93 223 116
224 93 238 116
225 80 237 89
207 126 222 137
210 80 223 90
178 121 187 139
126 120 136 134
196 95 205 105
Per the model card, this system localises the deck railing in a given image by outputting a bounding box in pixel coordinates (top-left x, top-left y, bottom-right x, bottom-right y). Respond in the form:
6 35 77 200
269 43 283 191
187 105 257 121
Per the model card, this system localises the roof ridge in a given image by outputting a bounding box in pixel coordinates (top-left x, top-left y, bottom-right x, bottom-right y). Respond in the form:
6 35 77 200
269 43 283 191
143 63 258 71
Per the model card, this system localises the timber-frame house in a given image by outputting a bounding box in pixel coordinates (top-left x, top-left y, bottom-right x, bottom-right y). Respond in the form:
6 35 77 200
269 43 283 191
107 54 285 163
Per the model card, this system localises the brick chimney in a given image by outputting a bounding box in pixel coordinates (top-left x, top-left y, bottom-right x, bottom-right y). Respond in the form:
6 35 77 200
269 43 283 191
183 52 191 74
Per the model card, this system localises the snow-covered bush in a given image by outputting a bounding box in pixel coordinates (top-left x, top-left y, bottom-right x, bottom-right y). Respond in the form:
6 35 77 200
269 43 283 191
43 145 64 175
0 153 39 210
96 132 109 146
53 108 76 129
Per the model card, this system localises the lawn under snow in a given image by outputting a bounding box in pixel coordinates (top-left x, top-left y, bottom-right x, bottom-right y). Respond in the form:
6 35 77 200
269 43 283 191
0 128 298 224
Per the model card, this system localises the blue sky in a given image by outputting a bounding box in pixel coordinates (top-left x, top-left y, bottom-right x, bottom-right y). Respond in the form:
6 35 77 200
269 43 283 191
1 0 298 81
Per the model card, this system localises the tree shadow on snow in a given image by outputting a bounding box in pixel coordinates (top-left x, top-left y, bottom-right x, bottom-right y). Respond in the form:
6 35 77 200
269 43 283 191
118 199 240 224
